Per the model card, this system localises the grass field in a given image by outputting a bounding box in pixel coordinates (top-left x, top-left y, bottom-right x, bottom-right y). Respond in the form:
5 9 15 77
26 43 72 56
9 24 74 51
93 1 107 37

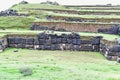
0 48 120 80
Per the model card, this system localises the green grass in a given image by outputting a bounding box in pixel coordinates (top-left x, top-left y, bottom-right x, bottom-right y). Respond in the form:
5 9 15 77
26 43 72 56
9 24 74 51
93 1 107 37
1 4 120 79
0 15 119 29
0 16 35 29
0 48 120 80
70 6 120 9
11 3 120 19
0 33 6 38
12 3 120 13
78 10 120 13
11 4 70 12
27 10 120 19
0 30 119 41
49 12 120 19
78 32 120 41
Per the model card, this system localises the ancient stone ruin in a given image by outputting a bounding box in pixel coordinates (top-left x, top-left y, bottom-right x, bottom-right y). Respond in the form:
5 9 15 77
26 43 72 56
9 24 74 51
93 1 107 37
0 32 120 62
6 33 101 51
0 9 28 16
19 0 28 4
41 1 59 5
0 38 7 52
98 24 120 35
30 24 67 31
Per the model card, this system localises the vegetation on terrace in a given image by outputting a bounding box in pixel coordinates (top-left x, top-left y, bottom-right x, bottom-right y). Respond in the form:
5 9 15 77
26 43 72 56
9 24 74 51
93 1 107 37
47 12 120 19
0 2 120 80
0 3 119 36
0 16 35 29
0 16 119 30
77 10 120 13
0 30 119 41
11 4 71 12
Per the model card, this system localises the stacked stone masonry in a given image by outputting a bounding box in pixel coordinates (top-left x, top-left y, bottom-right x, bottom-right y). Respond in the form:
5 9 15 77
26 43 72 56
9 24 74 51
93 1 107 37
0 33 120 62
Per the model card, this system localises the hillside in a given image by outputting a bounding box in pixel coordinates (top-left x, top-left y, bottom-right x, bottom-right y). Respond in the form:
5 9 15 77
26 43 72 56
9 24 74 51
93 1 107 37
0 16 35 29
0 3 119 40
0 1 120 80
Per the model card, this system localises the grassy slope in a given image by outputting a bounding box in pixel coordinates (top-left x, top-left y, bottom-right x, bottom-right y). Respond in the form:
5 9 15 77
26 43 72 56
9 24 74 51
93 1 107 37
0 3 120 80
0 16 35 29
0 48 120 80
11 4 69 12
11 4 120 19
12 4 120 13
4 3 120 27
0 16 119 30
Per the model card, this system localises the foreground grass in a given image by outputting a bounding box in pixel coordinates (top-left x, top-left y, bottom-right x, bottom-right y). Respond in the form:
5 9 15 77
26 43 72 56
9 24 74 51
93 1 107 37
0 48 120 80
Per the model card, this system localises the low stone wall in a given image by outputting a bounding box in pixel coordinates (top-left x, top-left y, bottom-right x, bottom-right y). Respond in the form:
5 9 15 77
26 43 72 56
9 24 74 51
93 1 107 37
0 33 120 62
100 44 119 61
47 16 120 23
28 8 120 15
98 25 120 35
78 11 120 15
0 36 8 52
7 33 101 52
33 22 115 32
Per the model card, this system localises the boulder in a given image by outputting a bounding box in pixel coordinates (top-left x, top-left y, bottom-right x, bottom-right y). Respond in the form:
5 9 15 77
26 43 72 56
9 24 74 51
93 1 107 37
106 56 112 60
98 25 120 35
38 39 45 45
81 40 91 44
117 58 120 63
0 40 3 45
14 38 22 44
19 1 28 4
109 45 120 52
8 38 15 44
91 36 102 45
109 25 119 34
26 38 34 45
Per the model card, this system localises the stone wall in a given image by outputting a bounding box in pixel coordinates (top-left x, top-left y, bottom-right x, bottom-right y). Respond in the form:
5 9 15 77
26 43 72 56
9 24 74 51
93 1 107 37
28 8 120 15
33 22 115 32
0 36 8 52
47 16 120 23
7 33 101 52
0 33 120 62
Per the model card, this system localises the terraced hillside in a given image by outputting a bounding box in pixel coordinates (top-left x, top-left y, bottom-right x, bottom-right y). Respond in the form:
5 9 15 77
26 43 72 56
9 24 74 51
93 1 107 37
0 1 120 80
9 3 120 32
0 3 120 30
